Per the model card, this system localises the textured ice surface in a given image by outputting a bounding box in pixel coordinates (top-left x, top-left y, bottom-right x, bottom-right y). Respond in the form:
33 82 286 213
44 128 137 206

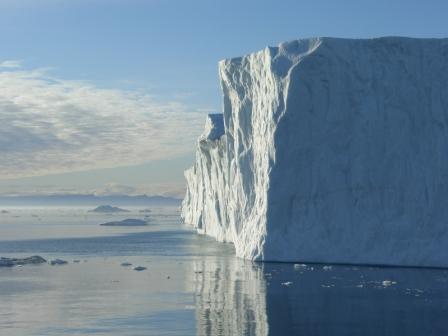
201 114 225 141
182 37 448 267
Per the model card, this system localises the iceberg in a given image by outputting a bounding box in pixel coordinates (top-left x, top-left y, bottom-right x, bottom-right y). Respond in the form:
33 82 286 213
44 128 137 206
182 37 448 267
48 258 68 265
133 266 147 271
89 205 130 213
100 218 148 226
0 256 46 267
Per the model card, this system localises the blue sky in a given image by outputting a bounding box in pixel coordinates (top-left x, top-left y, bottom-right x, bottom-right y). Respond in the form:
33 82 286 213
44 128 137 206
0 0 447 197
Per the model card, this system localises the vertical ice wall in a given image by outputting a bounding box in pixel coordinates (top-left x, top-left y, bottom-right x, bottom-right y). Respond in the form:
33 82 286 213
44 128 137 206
182 37 448 267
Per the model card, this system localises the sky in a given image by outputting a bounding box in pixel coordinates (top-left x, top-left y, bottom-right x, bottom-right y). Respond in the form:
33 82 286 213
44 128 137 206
0 0 447 198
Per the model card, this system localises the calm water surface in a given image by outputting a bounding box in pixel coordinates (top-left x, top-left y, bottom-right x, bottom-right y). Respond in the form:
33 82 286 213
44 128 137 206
0 206 448 335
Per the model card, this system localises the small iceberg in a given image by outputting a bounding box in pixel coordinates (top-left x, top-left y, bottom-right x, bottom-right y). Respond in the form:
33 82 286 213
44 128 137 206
100 218 148 226
48 259 68 265
133 266 147 271
0 256 46 267
89 205 130 213
382 280 397 287
293 264 307 270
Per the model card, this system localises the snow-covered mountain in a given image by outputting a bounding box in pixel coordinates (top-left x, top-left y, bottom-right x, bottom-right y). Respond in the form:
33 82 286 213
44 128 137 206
182 37 448 267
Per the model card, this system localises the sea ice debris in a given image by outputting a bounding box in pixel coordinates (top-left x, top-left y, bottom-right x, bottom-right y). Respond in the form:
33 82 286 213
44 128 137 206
133 266 147 271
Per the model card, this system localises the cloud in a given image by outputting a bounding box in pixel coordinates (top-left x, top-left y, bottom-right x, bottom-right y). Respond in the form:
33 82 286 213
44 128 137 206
0 182 186 198
0 65 207 179
92 182 186 198
0 60 22 68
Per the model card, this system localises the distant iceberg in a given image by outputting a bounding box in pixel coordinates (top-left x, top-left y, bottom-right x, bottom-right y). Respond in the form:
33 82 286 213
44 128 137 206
0 256 46 267
48 258 68 266
89 205 130 213
182 37 448 267
100 218 148 226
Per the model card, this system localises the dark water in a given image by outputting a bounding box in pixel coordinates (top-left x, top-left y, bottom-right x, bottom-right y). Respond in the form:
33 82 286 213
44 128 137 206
1 207 448 335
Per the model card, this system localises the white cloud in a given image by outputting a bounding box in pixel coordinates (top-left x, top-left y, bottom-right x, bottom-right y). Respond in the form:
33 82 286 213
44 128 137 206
92 182 186 198
0 182 186 198
0 66 207 179
0 60 22 68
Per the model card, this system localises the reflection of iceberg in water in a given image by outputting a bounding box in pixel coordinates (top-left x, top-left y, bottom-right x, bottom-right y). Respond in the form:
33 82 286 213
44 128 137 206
193 258 268 336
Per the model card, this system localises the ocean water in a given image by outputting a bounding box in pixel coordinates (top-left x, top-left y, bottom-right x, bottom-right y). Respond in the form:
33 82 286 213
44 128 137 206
1 206 448 336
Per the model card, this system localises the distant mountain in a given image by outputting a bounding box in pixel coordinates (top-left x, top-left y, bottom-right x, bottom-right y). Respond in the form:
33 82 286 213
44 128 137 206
0 194 182 206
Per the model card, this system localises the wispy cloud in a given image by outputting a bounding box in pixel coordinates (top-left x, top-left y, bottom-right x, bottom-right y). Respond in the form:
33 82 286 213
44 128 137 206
0 60 22 68
93 182 186 198
0 182 186 198
0 64 206 179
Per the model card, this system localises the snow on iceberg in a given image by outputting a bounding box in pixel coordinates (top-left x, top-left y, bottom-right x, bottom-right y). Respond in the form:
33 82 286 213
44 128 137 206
182 37 448 267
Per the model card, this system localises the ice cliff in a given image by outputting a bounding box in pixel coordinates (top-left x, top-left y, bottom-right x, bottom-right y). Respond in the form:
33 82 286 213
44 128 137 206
182 37 448 267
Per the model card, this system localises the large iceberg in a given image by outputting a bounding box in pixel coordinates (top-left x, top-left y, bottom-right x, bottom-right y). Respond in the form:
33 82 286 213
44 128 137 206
182 37 448 267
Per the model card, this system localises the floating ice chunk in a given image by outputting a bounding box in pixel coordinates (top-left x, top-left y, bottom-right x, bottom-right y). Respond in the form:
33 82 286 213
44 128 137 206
0 256 46 267
293 264 307 270
281 281 293 286
323 266 333 271
100 219 147 226
382 280 397 287
406 288 424 296
133 266 147 271
48 259 68 265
